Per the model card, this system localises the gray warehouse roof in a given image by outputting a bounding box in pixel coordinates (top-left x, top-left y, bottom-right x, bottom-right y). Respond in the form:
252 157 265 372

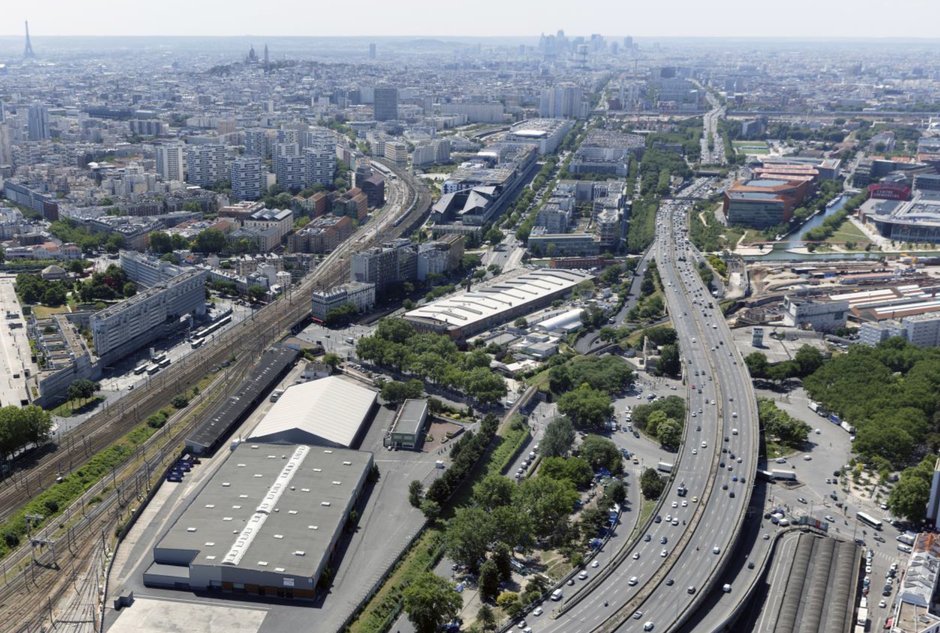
247 376 377 448
155 443 372 580
390 399 429 437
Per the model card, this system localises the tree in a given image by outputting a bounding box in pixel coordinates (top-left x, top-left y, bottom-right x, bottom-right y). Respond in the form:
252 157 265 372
123 281 137 297
540 456 594 488
514 317 528 328
42 285 66 306
606 480 627 506
420 499 441 520
68 259 85 275
463 367 507 404
513 477 579 539
557 385 613 429
247 285 266 303
542 417 576 458
170 394 190 409
578 435 623 475
889 456 936 522
409 480 424 508
403 573 463 633
496 592 524 619
657 418 683 449
794 345 824 377
446 507 495 572
744 352 769 379
479 559 501 603
322 353 341 372
492 542 513 582
382 379 424 405
472 474 516 511
658 344 681 377
66 379 100 406
325 302 358 326
193 228 228 254
149 231 173 254
640 468 666 500
477 604 497 631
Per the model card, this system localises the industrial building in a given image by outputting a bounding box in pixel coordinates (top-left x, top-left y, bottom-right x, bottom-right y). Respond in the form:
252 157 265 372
247 376 378 448
91 268 207 365
145 443 372 600
386 399 429 450
403 269 593 340
781 296 849 332
186 346 300 454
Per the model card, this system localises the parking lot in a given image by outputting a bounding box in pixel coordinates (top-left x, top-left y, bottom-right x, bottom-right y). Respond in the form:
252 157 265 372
754 385 908 629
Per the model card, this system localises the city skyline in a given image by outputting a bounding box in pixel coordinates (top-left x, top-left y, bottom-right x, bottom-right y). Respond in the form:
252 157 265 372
2 0 940 39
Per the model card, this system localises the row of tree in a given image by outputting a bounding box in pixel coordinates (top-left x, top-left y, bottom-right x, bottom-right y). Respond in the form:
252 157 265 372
0 406 54 462
744 345 825 385
356 319 507 404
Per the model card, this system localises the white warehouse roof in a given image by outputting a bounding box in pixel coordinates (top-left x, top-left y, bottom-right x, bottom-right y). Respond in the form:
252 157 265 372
403 269 592 332
535 308 584 333
248 377 377 448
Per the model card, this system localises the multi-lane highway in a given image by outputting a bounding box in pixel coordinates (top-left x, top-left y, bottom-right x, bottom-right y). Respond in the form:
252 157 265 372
532 179 756 633
700 93 726 165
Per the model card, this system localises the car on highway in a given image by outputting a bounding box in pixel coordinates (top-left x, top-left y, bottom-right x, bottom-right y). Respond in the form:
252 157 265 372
633 552 640 560
629 576 638 586
578 571 588 580
666 578 674 586
713 546 721 554
633 611 643 620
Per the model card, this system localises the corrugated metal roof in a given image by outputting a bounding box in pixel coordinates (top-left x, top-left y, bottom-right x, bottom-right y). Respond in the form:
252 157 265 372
248 377 376 447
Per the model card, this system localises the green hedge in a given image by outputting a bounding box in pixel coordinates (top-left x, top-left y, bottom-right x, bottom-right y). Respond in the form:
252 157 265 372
485 416 530 477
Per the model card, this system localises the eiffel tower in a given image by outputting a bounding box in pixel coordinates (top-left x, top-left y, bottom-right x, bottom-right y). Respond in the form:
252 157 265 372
24 21 35 59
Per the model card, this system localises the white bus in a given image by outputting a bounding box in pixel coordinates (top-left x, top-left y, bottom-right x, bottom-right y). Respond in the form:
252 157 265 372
657 461 674 474
857 511 883 530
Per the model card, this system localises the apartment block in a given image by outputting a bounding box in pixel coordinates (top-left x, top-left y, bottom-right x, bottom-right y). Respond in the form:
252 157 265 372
91 268 207 364
311 282 376 320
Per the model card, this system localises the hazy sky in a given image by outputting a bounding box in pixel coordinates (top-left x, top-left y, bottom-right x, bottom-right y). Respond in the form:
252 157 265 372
3 0 940 39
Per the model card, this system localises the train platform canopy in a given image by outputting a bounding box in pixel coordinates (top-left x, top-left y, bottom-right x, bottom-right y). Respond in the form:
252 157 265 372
186 345 300 454
247 376 377 448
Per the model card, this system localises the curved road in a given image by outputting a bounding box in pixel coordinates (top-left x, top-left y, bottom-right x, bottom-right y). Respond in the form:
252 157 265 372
531 179 757 633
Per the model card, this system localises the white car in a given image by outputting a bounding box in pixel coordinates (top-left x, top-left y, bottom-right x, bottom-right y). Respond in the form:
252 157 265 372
579 571 588 580
803 454 812 461
517 621 527 629
533 607 544 616
629 576 639 586
672 501 678 508
633 552 640 560
661 549 668 557
732 412 738 418
633 611 643 620
692 449 698 455
713 546 721 554
591 560 600 568
682 500 688 507
815 429 821 435
879 600 887 608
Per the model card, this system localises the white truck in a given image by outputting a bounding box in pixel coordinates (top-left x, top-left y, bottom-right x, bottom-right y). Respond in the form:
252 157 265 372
771 469 797 481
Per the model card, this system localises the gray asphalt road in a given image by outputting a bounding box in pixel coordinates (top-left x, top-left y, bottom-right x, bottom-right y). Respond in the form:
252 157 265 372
527 178 758 633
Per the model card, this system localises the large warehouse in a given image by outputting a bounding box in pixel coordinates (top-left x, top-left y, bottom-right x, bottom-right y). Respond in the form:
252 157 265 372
247 376 378 448
145 443 372 600
402 268 593 340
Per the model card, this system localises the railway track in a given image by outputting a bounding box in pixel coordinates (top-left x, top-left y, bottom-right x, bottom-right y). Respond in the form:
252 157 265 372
0 166 431 632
